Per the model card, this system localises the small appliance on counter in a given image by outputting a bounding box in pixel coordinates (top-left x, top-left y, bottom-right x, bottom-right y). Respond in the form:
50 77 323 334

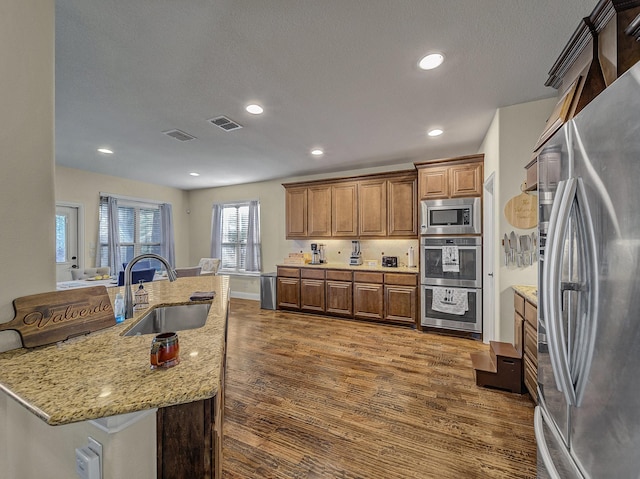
318 244 326 263
382 256 398 267
310 243 321 264
349 240 362 266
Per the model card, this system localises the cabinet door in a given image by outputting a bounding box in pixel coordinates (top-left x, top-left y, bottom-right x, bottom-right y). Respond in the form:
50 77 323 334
326 280 353 317
308 185 332 237
301 278 325 313
353 282 384 320
332 182 358 237
449 163 483 197
277 277 300 310
387 176 418 237
358 179 387 236
418 167 449 199
514 311 524 356
384 285 417 324
285 187 307 238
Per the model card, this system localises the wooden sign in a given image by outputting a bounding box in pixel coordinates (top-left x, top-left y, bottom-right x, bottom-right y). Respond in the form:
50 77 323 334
504 192 538 229
0 286 116 348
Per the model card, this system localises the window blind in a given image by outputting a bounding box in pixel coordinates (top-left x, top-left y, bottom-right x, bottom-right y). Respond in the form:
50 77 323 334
98 198 161 269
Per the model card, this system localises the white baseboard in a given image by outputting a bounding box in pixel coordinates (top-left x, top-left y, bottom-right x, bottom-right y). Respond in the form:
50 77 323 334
230 291 260 301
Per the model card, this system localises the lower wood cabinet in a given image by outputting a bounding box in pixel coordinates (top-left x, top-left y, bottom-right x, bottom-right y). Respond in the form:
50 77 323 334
157 396 222 479
325 270 353 317
514 289 538 403
278 267 418 325
301 269 326 313
277 267 301 310
353 287 384 320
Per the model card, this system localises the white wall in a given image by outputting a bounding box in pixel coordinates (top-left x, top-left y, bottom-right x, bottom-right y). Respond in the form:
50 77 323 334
55 166 192 270
0 4 158 478
479 109 501 342
0 0 55 358
187 163 416 298
479 97 556 342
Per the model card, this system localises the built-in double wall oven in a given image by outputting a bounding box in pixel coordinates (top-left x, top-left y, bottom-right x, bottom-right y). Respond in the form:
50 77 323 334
420 234 482 333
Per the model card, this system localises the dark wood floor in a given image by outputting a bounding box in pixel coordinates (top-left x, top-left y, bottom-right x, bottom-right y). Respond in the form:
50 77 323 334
223 299 536 479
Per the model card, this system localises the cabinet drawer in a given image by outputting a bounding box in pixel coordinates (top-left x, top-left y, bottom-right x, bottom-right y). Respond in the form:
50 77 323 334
524 354 538 403
277 267 300 278
384 273 417 286
524 321 537 366
354 271 383 284
326 269 352 281
301 268 325 279
525 300 537 326
514 293 525 316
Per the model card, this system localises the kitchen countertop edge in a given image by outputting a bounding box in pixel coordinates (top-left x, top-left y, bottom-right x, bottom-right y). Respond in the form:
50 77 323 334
512 284 537 306
277 263 419 274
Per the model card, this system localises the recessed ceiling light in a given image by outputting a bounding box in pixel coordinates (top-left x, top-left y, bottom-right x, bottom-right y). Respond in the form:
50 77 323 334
311 149 324 157
97 148 113 154
428 128 444 137
245 104 264 115
189 172 200 177
418 53 444 70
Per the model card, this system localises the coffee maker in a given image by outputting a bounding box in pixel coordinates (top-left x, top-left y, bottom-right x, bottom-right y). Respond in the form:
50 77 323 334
310 243 320 264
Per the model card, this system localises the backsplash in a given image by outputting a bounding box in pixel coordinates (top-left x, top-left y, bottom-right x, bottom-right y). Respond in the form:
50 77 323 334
289 239 419 267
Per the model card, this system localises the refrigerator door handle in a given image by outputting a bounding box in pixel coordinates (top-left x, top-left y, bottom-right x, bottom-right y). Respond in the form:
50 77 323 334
547 177 578 406
543 179 567 393
572 177 599 406
534 406 563 479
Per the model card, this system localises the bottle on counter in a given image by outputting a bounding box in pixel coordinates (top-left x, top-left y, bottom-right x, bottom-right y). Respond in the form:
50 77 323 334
114 292 125 323
408 246 416 268
134 281 149 311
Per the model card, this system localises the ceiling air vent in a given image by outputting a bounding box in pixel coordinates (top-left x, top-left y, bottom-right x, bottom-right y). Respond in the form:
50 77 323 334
208 116 243 131
163 129 197 142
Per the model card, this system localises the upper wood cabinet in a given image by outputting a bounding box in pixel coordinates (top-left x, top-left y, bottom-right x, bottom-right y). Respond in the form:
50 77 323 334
387 175 418 236
285 187 307 237
415 154 483 200
332 181 359 237
359 179 387 237
307 185 332 237
283 170 417 239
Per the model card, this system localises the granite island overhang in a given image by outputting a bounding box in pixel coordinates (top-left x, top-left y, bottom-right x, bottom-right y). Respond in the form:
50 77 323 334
0 275 229 426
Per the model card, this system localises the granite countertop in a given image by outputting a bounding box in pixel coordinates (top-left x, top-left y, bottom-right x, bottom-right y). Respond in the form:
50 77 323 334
277 262 419 274
0 275 229 426
513 284 537 306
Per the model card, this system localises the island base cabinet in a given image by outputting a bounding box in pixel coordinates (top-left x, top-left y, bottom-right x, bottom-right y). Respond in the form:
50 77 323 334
157 396 221 479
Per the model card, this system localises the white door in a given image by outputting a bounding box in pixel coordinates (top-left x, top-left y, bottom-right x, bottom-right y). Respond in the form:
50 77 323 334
482 173 495 343
55 205 79 282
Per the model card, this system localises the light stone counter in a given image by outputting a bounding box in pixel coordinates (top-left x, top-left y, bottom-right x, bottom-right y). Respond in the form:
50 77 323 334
0 275 229 426
512 284 537 306
277 262 419 274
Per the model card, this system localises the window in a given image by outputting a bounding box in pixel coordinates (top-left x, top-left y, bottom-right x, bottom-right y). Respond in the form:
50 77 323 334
55 214 67 263
214 201 261 273
98 199 161 268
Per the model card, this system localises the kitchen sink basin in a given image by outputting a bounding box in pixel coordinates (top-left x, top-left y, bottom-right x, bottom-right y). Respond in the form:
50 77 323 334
123 303 211 336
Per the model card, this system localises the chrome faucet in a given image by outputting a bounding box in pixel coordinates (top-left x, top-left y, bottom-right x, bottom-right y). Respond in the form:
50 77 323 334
123 253 177 319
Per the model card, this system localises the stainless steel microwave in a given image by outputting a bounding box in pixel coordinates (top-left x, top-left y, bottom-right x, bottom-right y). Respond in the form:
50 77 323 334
420 197 481 235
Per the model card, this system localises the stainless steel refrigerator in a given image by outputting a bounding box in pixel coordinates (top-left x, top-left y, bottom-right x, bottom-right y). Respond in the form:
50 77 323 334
536 60 640 478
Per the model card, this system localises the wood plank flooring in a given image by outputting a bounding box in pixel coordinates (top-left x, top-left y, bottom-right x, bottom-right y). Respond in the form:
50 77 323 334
223 299 536 479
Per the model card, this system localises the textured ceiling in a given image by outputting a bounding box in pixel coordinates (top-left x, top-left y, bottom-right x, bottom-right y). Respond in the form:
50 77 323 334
55 0 596 190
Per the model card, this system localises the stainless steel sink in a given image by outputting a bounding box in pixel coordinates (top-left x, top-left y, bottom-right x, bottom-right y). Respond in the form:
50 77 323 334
123 303 211 336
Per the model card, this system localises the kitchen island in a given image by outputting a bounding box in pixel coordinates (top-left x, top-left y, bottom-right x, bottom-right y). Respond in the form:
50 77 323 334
0 275 229 479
